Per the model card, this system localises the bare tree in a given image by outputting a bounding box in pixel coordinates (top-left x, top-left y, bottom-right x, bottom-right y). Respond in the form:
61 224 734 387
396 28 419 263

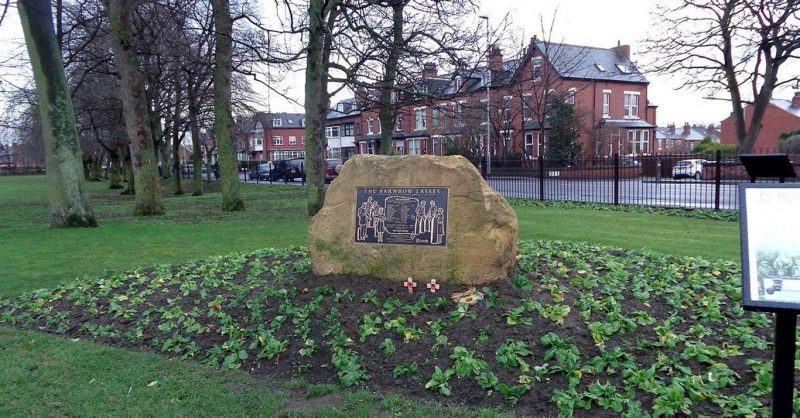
104 0 164 215
645 0 800 152
17 0 97 227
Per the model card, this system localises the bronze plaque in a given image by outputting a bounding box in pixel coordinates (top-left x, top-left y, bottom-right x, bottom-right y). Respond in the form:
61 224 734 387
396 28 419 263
355 187 448 246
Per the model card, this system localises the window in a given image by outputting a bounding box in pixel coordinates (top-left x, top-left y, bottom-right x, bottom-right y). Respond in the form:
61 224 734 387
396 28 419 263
415 107 427 130
432 107 444 128
501 130 512 151
522 95 532 120
595 63 606 72
623 92 640 118
616 64 630 74
272 119 282 127
454 76 462 92
407 138 421 155
270 150 305 160
432 136 444 155
626 129 650 155
454 101 465 127
301 136 305 144
255 138 263 146
502 96 512 122
524 133 535 156
565 88 576 105
393 140 405 155
301 119 306 127
602 91 611 117
538 132 547 155
367 118 374 134
289 136 296 145
396 114 403 132
325 126 340 138
343 123 354 136
272 136 283 145
532 58 542 81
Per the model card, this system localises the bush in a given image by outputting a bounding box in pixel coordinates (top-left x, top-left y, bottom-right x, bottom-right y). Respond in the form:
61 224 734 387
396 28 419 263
779 134 800 154
693 138 736 159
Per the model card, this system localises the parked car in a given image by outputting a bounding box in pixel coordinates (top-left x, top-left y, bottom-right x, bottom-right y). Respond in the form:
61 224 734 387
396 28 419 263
271 158 305 182
248 163 274 181
620 157 641 167
672 159 706 180
324 158 343 183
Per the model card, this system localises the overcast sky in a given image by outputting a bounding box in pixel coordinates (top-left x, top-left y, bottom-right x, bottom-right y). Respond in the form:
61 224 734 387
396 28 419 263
0 0 794 127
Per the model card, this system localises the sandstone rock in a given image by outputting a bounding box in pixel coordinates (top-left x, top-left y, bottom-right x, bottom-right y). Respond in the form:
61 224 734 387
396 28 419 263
308 155 518 284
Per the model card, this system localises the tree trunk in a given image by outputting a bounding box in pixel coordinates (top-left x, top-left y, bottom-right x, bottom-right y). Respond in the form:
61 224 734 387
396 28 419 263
172 86 183 195
104 0 164 216
108 152 123 189
211 0 244 211
187 75 203 196
379 1 405 155
304 0 340 216
18 0 97 228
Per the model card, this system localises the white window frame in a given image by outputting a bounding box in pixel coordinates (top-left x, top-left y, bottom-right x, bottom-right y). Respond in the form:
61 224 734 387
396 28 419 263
432 107 444 129
325 126 340 138
532 58 542 82
407 138 421 155
393 140 405 155
343 124 354 136
602 90 611 118
522 94 532 120
524 132 535 156
301 119 306 127
272 119 282 127
367 118 374 135
623 91 640 118
454 101 465 127
272 136 283 146
301 136 305 144
454 76 462 92
415 107 427 131
288 136 297 145
396 114 403 132
565 88 576 105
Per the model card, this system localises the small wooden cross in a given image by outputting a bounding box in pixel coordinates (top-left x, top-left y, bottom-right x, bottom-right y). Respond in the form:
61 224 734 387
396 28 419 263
427 279 440 293
404 278 417 294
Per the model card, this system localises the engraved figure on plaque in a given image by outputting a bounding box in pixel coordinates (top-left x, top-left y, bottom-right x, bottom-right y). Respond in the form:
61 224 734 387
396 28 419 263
355 187 448 247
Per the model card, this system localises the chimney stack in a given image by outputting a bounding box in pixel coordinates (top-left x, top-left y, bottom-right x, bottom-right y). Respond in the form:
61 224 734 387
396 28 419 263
668 123 675 134
792 90 800 107
682 122 691 137
613 40 631 60
489 47 503 72
422 62 438 78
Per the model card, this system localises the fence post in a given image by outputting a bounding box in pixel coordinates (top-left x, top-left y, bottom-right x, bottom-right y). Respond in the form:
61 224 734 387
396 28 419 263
538 155 545 201
301 162 306 185
714 150 721 211
613 153 620 205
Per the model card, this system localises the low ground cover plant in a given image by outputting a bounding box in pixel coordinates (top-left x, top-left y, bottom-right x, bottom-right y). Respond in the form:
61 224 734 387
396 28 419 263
507 198 739 222
0 240 784 417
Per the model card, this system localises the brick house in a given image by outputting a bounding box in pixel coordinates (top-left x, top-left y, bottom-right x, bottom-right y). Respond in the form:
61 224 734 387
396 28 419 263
655 123 720 153
238 112 306 161
326 98 361 159
720 92 800 151
354 37 657 159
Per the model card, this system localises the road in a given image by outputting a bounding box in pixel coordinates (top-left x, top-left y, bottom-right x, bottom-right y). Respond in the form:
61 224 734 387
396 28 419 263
486 176 743 210
236 172 746 210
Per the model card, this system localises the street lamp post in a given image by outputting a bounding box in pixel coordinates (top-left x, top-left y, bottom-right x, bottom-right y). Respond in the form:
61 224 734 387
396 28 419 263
479 15 491 176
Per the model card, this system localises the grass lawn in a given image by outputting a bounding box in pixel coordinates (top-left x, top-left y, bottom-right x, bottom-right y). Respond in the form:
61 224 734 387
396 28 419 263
0 175 743 416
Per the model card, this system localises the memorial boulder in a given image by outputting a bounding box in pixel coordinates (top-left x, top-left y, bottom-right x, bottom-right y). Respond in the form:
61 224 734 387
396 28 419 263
308 155 518 284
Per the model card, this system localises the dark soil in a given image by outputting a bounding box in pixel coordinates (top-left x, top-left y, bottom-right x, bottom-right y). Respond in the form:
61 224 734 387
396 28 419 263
0 243 786 417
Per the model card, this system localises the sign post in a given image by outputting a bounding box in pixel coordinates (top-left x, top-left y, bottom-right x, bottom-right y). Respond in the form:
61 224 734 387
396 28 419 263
739 154 798 418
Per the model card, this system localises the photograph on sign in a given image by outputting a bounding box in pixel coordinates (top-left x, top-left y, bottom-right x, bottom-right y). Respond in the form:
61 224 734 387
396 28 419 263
355 187 448 247
740 184 800 310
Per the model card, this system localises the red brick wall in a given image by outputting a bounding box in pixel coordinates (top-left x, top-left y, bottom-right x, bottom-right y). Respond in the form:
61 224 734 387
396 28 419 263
264 127 306 160
720 103 800 150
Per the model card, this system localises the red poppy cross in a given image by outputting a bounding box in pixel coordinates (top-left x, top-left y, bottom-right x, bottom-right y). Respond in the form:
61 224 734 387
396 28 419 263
404 278 417 294
427 279 440 293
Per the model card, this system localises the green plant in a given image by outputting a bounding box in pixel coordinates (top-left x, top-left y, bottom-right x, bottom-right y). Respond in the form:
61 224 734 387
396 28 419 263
497 383 530 406
449 346 488 378
496 340 533 372
424 366 455 396
392 362 418 379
